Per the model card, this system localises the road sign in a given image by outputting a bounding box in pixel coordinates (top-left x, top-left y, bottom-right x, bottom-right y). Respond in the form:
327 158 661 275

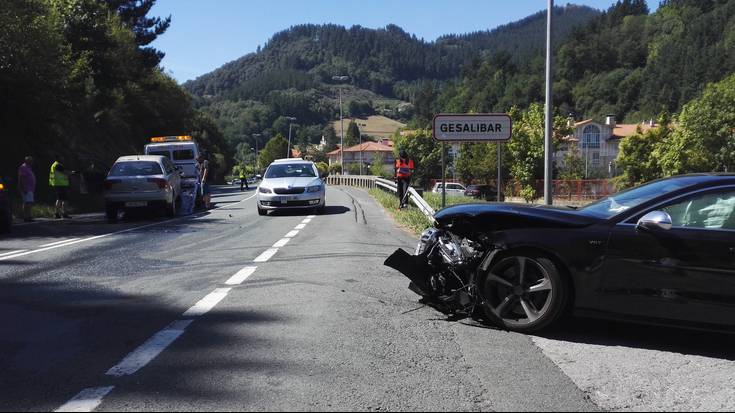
432 113 512 142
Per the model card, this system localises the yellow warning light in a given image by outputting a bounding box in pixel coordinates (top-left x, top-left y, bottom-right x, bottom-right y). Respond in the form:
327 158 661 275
150 135 193 143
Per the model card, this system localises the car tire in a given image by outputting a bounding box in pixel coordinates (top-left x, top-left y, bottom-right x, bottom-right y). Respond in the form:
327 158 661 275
257 206 267 216
316 203 326 214
166 195 178 218
105 205 118 222
479 254 568 333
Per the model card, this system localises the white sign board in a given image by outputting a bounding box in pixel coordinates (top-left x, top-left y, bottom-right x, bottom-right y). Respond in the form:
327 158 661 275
433 113 512 142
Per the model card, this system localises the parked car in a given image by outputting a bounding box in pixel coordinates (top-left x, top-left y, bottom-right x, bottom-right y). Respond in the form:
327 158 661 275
431 182 467 196
0 177 11 233
464 184 498 201
387 173 735 333
104 155 182 221
257 158 325 216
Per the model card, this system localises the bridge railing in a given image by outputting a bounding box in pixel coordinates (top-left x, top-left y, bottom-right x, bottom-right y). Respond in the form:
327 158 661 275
327 175 435 219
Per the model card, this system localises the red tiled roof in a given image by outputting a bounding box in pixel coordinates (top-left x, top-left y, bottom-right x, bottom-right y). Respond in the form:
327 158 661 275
611 123 656 139
327 141 394 156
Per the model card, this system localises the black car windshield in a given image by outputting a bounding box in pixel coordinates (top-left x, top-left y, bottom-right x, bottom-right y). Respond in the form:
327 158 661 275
579 176 702 219
109 161 163 177
265 164 316 178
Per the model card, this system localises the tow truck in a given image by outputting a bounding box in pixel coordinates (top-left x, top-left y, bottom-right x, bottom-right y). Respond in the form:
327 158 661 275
144 135 201 214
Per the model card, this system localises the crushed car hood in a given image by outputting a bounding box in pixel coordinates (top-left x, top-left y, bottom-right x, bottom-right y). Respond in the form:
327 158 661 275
433 203 601 234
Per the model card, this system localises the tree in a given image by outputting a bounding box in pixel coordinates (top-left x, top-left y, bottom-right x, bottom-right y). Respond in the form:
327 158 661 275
104 0 171 67
559 144 586 180
322 124 339 152
258 134 289 168
344 120 361 147
506 104 569 202
658 74 735 175
615 121 669 188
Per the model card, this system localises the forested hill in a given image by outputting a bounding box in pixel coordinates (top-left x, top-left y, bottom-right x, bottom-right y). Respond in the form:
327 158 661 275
437 4 600 63
183 5 600 100
438 0 735 122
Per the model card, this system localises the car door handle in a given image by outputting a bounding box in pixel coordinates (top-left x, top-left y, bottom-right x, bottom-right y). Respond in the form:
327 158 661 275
730 247 735 255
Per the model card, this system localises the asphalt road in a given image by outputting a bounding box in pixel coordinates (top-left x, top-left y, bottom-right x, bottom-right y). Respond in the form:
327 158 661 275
1 185 732 412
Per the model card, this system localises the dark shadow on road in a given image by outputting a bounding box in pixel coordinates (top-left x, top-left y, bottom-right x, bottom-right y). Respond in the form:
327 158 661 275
265 205 350 217
0 275 291 411
535 316 735 361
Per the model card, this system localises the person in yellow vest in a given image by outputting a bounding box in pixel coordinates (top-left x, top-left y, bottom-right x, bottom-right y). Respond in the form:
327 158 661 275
49 156 72 219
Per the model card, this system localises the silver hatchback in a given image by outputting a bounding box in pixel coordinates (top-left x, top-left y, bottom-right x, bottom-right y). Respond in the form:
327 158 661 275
104 155 182 221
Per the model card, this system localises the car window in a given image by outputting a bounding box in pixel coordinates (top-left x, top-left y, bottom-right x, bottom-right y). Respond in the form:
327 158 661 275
661 190 735 230
110 161 163 177
265 163 316 178
173 149 195 161
163 159 176 174
579 176 702 219
148 151 170 160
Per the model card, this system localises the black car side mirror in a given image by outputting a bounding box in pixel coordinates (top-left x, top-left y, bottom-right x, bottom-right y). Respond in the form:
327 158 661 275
637 211 673 232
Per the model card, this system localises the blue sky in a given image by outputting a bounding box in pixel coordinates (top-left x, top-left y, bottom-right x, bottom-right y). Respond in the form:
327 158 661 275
151 0 658 83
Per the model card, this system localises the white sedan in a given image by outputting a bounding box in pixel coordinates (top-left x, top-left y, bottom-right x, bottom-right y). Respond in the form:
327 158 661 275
256 159 326 216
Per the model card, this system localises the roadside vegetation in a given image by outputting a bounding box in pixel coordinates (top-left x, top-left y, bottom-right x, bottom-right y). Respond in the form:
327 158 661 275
368 188 482 235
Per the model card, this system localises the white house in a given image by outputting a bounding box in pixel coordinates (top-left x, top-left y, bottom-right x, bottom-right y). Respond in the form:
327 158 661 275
556 115 657 176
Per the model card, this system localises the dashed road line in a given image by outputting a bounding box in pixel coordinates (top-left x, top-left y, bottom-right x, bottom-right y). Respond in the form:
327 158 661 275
302 218 312 224
225 266 257 286
0 249 27 258
54 386 115 412
294 223 306 230
40 239 80 248
106 320 193 377
254 248 279 262
56 213 315 411
182 288 232 318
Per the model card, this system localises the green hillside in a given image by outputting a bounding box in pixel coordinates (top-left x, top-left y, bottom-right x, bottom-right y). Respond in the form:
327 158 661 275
183 5 599 157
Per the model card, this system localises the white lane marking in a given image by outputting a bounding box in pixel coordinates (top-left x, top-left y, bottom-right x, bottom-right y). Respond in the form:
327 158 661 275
301 218 312 224
307 215 316 218
0 250 27 258
284 230 299 238
253 248 278 263
55 386 115 412
294 223 306 230
182 288 232 318
0 192 257 263
272 238 290 248
40 238 80 248
225 266 257 286
106 320 193 377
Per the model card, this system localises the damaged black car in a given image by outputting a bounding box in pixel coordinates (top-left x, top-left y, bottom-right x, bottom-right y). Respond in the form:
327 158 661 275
386 174 735 333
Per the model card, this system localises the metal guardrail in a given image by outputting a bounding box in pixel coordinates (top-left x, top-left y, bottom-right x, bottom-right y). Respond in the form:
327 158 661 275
327 175 435 220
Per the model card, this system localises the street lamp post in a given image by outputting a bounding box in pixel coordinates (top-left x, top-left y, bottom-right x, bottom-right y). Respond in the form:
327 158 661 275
252 133 261 174
333 75 349 174
285 117 297 158
543 0 554 205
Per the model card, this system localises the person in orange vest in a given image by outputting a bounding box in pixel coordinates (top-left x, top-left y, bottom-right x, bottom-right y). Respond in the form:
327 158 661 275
394 149 414 209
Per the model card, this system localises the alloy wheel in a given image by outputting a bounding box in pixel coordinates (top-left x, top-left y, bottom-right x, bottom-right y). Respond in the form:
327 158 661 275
483 256 555 328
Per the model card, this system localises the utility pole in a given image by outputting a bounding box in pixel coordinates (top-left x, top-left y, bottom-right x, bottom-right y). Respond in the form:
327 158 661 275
544 0 554 205
253 133 261 174
333 75 349 174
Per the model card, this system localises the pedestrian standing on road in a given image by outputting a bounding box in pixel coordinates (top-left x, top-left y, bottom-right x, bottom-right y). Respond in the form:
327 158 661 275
239 167 249 191
17 156 36 222
197 154 212 209
49 156 72 219
395 149 415 209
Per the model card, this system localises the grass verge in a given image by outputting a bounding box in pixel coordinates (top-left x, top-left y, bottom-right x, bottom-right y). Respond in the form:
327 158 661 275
368 188 432 235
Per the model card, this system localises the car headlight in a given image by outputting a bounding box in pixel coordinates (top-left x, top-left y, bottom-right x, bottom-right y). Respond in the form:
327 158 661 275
306 185 323 193
259 187 272 194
